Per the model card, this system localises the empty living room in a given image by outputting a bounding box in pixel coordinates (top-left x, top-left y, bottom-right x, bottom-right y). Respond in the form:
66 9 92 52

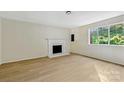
0 11 124 82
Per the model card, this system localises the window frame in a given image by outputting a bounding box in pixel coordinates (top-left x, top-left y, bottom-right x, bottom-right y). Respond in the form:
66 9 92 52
88 22 124 46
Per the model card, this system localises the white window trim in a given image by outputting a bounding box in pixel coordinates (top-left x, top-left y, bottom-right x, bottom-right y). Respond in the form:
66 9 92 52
88 22 124 46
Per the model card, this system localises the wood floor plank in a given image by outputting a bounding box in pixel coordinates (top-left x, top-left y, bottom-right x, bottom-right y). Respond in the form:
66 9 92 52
0 54 124 82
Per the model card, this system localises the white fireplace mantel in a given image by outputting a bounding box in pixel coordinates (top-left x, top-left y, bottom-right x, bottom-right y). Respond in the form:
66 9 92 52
47 39 69 58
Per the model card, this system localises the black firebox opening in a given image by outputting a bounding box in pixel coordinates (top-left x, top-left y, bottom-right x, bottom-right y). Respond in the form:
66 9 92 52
53 45 62 54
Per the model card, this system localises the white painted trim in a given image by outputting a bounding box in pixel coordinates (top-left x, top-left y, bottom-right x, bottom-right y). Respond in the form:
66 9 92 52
1 55 47 64
0 61 2 65
88 22 124 46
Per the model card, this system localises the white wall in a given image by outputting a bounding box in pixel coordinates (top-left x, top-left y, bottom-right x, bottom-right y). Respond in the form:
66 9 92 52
1 18 70 63
70 15 124 65
0 18 2 64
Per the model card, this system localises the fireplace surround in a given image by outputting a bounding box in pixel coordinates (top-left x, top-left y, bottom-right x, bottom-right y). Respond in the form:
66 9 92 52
47 39 69 58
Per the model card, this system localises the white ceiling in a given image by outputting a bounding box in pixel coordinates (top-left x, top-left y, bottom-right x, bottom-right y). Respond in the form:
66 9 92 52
0 11 123 28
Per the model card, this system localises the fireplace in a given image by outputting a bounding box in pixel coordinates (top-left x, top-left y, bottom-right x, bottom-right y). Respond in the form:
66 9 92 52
53 45 62 54
47 39 69 58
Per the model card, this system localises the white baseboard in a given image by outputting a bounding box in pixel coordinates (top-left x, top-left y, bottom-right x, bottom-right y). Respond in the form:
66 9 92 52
1 61 6 64
1 55 47 64
0 61 2 65
72 52 124 66
0 53 70 64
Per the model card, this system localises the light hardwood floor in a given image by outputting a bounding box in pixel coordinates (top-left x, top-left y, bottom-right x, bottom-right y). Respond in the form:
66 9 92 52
0 54 124 82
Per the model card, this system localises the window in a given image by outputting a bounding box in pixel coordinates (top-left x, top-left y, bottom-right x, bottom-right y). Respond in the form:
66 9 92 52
89 23 124 45
110 24 124 45
90 26 109 44
98 27 109 44
90 28 98 44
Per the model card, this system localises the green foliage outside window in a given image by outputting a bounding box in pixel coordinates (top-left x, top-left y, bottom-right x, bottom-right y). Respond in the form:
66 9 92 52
98 27 109 44
110 24 124 45
90 29 99 44
90 26 109 44
90 23 124 45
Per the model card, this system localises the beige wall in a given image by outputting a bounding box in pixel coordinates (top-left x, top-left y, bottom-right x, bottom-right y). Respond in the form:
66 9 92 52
70 15 124 65
0 18 1 64
1 18 70 63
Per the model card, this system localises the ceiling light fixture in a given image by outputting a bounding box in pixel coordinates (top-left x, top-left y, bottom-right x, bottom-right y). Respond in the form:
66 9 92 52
66 11 71 15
